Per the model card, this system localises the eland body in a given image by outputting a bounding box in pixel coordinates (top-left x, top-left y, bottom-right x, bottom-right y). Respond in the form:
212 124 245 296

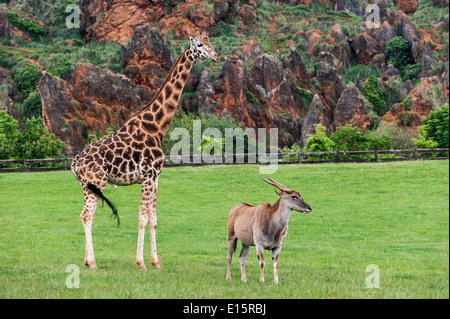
226 177 311 283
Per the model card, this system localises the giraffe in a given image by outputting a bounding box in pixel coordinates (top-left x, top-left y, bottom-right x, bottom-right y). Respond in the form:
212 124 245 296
71 30 219 270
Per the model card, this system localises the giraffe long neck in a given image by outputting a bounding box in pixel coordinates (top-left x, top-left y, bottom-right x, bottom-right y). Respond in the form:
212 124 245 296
119 47 196 141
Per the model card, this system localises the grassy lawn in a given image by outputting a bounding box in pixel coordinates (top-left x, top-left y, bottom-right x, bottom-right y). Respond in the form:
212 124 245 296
0 161 448 298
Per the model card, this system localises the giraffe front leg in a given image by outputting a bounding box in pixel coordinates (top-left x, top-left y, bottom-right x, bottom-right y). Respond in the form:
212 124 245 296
136 178 160 270
148 200 160 269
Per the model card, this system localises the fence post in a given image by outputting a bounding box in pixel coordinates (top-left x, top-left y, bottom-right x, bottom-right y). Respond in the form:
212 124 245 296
64 156 68 171
413 149 417 161
23 159 27 172
336 151 340 163
374 151 378 163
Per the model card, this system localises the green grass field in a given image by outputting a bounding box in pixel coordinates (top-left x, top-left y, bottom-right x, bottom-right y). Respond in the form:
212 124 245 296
0 161 448 299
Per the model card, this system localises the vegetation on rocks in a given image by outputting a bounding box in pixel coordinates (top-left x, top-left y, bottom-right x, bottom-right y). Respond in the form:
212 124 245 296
0 0 448 157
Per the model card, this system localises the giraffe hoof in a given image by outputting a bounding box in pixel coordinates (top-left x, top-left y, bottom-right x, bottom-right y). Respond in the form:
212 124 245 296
151 262 161 270
137 261 147 271
85 261 98 269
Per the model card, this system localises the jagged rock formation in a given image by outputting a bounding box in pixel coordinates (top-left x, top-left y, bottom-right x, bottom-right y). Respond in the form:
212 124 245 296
1 0 448 152
40 63 144 149
0 11 32 43
334 84 370 129
121 25 173 93
300 94 332 147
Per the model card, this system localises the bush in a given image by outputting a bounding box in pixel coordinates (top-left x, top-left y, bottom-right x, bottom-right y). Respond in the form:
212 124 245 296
362 75 388 116
303 124 335 153
14 63 42 99
402 63 421 81
375 121 418 150
422 104 449 149
14 117 65 160
412 126 439 156
385 36 412 70
5 12 44 38
161 109 242 157
47 53 75 78
330 124 391 152
20 91 42 120
0 111 19 159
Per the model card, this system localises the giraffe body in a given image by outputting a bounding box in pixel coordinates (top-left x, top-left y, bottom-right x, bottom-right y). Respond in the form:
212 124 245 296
71 31 219 270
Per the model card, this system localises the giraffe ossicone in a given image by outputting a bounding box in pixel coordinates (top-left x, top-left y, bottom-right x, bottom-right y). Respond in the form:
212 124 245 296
71 30 219 270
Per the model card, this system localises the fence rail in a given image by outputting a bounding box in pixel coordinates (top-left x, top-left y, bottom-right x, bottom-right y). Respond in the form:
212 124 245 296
0 148 448 173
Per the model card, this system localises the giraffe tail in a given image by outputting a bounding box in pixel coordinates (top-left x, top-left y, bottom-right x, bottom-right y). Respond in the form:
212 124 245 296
86 183 120 226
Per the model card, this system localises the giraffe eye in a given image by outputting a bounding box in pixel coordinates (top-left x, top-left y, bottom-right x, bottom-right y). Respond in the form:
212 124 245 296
197 43 203 47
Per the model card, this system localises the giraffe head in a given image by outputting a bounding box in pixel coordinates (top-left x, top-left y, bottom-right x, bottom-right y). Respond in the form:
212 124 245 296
189 30 220 62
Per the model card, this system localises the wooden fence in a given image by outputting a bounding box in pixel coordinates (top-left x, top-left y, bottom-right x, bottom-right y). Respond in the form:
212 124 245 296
0 148 448 173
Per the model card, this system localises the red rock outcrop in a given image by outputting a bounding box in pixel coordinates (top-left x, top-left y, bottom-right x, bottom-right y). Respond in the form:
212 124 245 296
315 51 344 109
380 77 448 128
40 63 145 149
79 0 239 42
394 0 418 14
334 84 370 130
0 11 32 43
121 25 173 93
350 32 380 65
300 94 332 147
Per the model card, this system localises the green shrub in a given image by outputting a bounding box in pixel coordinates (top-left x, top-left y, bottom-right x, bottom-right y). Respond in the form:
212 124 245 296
0 111 19 159
341 64 382 86
402 63 421 81
85 126 116 147
412 126 439 155
375 121 418 150
14 63 42 99
330 124 391 152
293 87 314 109
14 117 65 160
385 36 412 70
362 75 388 116
402 96 412 111
20 91 42 120
47 53 75 78
422 104 449 149
303 123 335 153
5 12 44 38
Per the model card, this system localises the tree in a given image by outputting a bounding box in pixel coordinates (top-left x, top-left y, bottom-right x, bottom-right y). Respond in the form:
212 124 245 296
412 126 439 157
362 75 388 116
0 111 19 159
48 53 75 78
422 105 449 149
303 124 335 152
385 36 412 70
20 91 42 120
14 63 42 99
330 124 391 151
14 117 65 160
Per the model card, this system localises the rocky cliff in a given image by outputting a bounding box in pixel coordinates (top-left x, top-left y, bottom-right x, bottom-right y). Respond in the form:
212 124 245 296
1 0 448 151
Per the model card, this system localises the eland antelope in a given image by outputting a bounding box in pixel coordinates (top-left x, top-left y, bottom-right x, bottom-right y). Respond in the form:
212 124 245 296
226 176 311 283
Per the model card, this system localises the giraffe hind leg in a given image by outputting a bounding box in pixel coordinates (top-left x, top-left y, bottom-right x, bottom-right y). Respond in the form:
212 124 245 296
86 183 120 226
81 188 100 269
